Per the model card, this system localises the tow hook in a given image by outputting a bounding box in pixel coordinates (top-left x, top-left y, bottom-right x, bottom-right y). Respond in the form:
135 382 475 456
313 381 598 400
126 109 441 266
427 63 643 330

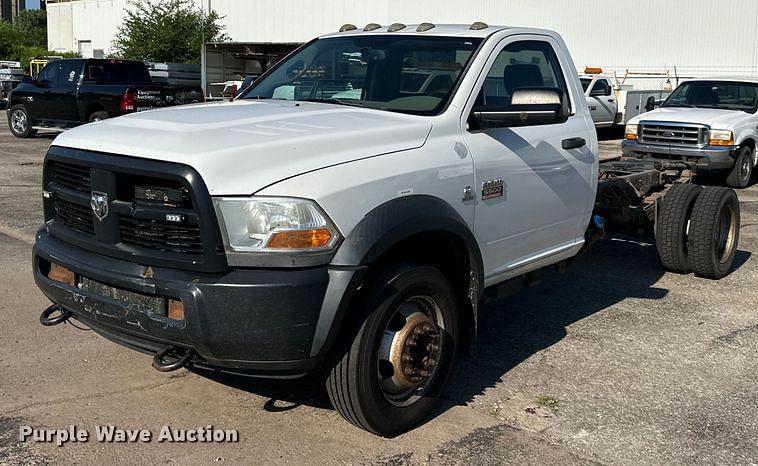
152 346 195 372
39 304 72 326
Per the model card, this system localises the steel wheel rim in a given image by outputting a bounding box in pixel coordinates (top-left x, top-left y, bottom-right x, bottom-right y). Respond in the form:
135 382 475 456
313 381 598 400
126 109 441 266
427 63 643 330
376 295 445 407
11 110 27 133
715 203 737 263
741 156 751 183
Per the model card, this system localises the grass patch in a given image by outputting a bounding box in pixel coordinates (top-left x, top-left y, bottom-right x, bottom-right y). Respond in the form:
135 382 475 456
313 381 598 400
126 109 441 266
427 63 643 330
535 395 560 414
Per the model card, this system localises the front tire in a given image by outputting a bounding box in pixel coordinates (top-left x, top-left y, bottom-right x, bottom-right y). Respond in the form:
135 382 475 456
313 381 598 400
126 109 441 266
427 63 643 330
687 187 740 279
725 146 753 189
8 105 36 138
326 264 459 437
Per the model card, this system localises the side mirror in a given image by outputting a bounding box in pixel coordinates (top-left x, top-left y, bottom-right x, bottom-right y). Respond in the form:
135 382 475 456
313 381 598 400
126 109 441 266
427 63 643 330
472 87 570 129
590 85 611 97
645 96 663 112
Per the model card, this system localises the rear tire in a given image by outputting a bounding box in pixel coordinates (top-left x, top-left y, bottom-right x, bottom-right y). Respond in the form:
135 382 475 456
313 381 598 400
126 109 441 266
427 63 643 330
725 146 753 189
326 264 459 437
88 111 109 122
687 186 740 279
8 105 36 138
656 184 702 273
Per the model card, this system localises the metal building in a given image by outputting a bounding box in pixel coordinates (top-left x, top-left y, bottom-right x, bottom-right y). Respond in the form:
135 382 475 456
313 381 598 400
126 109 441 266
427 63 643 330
46 0 758 88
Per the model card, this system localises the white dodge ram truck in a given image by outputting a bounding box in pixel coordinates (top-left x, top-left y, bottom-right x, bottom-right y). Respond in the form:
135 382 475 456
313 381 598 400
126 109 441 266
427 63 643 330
33 23 741 436
623 77 758 188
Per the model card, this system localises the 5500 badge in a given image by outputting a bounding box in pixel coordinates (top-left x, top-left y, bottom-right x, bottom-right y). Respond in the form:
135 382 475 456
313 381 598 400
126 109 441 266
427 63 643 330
481 178 505 200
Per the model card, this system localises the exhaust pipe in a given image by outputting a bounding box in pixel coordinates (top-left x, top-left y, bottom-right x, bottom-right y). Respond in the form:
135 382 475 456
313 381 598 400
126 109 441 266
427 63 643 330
39 304 72 327
152 346 195 372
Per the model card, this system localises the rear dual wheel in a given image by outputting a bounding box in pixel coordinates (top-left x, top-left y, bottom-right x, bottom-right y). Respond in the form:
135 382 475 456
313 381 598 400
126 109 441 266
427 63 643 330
656 185 740 279
686 187 740 279
326 264 459 437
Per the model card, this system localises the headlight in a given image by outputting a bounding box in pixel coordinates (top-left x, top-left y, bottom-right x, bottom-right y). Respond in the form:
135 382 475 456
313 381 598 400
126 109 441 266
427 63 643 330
709 129 734 146
624 123 638 140
213 197 340 253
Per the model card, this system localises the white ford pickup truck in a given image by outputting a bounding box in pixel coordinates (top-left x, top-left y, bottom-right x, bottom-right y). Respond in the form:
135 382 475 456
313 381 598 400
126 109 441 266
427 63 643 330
33 23 741 436
623 77 758 188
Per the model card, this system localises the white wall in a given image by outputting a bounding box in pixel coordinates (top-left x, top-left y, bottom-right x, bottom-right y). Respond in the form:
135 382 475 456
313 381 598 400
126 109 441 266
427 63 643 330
48 0 758 81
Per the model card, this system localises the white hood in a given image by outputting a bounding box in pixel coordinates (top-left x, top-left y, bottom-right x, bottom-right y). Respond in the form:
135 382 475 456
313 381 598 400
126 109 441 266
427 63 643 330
52 100 433 195
630 107 750 129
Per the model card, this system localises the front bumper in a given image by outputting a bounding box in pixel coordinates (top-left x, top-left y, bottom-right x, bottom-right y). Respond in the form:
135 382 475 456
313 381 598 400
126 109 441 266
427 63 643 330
621 139 736 171
33 229 336 378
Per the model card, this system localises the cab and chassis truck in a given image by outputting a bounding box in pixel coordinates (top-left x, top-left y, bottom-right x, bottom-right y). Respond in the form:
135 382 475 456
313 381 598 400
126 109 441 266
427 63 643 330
32 23 741 436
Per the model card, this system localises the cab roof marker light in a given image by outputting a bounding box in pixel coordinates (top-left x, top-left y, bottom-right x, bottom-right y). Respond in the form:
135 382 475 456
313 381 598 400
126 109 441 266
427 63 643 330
364 23 382 31
339 23 357 32
469 21 489 30
387 23 407 32
416 22 436 32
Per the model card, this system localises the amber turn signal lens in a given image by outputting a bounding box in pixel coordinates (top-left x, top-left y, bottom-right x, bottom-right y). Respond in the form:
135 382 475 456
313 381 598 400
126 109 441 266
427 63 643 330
48 263 76 286
168 299 185 321
267 228 332 249
709 138 734 146
624 133 637 140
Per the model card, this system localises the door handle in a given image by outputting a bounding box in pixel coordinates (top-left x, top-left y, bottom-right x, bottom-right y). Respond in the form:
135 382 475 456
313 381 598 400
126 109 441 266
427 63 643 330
608 99 615 103
589 106 597 110
562 137 586 150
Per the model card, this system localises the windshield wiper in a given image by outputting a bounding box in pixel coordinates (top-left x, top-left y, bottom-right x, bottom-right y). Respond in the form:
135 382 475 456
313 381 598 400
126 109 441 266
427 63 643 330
664 103 697 108
300 98 365 108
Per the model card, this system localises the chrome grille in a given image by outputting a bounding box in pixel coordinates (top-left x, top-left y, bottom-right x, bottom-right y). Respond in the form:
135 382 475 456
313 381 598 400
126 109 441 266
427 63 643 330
639 122 707 146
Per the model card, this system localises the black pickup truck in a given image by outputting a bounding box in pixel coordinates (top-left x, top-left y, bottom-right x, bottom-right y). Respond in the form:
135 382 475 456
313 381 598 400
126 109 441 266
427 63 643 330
7 58 203 138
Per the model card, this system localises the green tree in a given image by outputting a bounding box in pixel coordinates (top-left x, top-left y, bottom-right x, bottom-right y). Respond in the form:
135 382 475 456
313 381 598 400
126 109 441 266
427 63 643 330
14 10 47 48
0 20 22 61
111 0 229 63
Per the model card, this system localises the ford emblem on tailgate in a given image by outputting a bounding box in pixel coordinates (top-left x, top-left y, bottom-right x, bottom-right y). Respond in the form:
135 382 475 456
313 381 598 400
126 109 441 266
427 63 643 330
91 191 109 221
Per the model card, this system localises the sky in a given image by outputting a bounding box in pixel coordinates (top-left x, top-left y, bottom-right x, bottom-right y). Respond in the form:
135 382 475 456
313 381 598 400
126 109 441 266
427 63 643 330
27 0 41 9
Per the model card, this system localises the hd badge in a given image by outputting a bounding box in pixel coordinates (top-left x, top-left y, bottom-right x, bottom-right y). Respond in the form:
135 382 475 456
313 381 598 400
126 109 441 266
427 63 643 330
481 178 504 200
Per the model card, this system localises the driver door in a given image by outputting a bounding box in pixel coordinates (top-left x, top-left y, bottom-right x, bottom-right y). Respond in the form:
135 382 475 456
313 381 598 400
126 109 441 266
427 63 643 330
462 36 597 283
26 62 59 121
587 78 615 126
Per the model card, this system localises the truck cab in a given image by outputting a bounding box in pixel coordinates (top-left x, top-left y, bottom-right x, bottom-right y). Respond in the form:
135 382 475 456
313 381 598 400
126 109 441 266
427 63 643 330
33 23 601 436
580 73 617 127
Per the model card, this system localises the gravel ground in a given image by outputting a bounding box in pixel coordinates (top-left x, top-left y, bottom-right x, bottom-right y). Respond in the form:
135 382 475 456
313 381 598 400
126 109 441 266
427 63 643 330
0 127 756 465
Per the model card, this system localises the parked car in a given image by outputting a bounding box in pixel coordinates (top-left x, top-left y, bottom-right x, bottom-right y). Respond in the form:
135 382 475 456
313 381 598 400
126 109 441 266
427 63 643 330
7 58 204 138
623 77 758 188
33 23 740 437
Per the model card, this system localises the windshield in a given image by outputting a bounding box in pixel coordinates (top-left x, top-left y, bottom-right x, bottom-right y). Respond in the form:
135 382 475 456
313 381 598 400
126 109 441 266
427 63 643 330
580 78 592 92
240 36 482 115
662 80 758 113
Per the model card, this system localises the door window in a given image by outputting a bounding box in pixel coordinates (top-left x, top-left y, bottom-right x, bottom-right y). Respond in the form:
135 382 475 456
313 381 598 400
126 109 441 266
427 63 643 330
591 79 609 96
56 61 81 87
36 63 59 84
477 40 570 113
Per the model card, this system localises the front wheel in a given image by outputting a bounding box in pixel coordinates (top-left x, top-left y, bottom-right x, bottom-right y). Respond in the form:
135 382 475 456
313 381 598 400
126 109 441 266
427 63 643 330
326 264 459 437
8 105 36 138
725 146 753 189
